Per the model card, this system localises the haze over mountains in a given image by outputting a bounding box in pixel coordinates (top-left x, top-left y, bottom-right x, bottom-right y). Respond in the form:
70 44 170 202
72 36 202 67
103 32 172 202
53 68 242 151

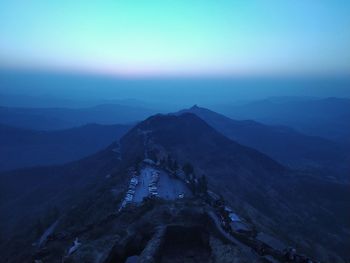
1 77 349 263
1 89 349 143
213 97 350 144
2 70 349 106
0 123 131 171
0 104 157 130
1 102 348 180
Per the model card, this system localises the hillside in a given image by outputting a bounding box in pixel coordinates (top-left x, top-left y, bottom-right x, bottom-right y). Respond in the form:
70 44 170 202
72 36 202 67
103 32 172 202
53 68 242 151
178 105 349 180
121 113 350 261
0 123 131 171
213 97 350 143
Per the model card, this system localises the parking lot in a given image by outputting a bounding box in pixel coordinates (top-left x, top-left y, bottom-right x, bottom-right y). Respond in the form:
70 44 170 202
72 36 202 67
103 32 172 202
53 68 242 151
133 166 192 202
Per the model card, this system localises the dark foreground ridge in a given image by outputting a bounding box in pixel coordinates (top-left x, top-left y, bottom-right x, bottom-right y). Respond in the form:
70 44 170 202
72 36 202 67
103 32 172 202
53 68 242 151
31 162 319 263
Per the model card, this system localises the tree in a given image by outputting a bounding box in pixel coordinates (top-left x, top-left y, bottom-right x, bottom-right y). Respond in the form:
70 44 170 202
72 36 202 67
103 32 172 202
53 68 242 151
183 162 194 177
173 160 179 171
199 174 208 193
135 156 142 171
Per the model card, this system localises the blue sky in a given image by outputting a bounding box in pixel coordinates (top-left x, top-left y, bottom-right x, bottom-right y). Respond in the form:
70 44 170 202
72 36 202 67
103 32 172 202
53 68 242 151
0 0 349 76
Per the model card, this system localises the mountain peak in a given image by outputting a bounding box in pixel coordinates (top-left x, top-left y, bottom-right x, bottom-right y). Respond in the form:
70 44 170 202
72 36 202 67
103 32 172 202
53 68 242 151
132 112 213 135
121 111 284 173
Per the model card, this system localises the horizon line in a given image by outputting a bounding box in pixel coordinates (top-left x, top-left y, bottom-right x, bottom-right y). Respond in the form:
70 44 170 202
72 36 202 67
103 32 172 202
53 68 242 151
1 63 350 80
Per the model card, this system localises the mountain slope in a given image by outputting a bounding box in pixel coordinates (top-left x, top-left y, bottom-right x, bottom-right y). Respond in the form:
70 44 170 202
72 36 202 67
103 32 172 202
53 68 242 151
177 105 349 180
121 112 284 175
121 113 350 261
213 97 350 143
0 142 129 262
0 123 131 171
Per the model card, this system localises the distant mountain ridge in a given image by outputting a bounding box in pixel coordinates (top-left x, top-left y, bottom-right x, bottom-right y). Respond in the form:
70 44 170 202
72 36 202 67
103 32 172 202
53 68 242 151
0 103 158 130
0 123 131 171
213 97 350 143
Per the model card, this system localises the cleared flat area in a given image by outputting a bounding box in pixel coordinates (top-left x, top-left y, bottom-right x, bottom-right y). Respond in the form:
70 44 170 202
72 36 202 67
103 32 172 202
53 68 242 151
158 169 192 199
133 166 192 202
133 166 153 202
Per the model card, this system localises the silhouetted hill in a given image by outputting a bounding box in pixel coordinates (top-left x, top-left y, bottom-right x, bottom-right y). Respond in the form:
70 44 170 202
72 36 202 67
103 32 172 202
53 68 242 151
213 97 350 143
0 123 131 171
177 105 349 180
0 103 157 130
121 113 284 174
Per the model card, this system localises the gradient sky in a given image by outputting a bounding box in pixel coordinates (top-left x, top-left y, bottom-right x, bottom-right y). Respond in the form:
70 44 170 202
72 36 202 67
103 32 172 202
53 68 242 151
0 1 350 76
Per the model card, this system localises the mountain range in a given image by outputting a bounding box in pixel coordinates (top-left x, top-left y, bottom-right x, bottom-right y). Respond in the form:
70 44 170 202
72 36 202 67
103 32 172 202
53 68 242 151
2 103 348 181
0 123 131 171
178 105 349 181
0 112 348 262
0 104 158 130
213 97 350 144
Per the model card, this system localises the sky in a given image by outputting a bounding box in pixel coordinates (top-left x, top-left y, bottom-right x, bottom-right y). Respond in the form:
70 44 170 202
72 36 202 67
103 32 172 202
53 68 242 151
1 0 350 77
